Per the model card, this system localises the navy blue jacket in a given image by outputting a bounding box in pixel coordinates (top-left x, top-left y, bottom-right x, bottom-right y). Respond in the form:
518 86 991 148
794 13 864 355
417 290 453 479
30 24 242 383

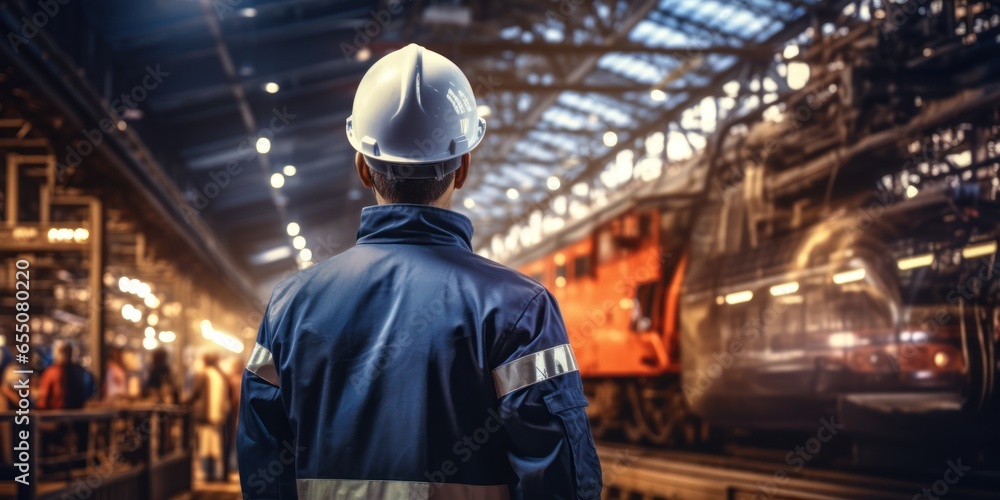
238 204 602 499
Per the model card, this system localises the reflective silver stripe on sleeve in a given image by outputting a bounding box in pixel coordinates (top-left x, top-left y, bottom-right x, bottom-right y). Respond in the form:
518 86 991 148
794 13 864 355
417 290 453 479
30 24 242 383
297 479 509 499
246 342 279 387
492 344 578 398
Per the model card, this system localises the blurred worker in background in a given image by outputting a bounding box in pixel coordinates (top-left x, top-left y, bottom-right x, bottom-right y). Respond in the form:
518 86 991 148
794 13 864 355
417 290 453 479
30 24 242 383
0 342 22 464
103 346 128 401
37 342 92 471
144 347 178 404
37 342 89 410
238 44 602 499
188 351 231 482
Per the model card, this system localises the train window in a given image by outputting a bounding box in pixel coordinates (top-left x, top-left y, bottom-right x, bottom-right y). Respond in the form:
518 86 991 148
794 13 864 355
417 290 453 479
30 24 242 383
631 282 661 332
804 286 826 334
597 229 615 263
768 295 805 351
638 213 652 238
574 255 592 279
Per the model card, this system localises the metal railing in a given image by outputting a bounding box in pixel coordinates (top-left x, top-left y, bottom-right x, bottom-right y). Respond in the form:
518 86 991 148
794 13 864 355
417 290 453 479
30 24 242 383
0 405 193 500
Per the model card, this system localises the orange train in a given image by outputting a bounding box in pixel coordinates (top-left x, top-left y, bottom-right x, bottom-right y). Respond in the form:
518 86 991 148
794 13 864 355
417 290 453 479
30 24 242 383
517 207 698 444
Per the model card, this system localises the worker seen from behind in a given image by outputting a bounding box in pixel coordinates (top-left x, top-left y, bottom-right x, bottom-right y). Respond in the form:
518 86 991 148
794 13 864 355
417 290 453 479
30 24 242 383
237 44 602 499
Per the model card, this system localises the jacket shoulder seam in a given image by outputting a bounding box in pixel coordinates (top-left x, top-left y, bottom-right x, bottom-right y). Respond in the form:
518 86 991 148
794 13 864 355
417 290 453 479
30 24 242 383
491 287 546 367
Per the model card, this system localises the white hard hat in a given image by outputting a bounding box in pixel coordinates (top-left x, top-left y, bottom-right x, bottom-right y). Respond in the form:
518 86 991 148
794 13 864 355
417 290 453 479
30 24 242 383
346 43 487 180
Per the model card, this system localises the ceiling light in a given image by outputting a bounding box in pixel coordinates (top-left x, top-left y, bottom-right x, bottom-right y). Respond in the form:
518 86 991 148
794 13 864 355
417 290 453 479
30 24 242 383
724 290 753 305
897 253 934 271
786 62 810 90
769 281 799 296
650 89 666 101
506 188 519 200
292 236 306 250
833 268 866 284
463 198 476 209
783 44 800 59
158 331 176 343
962 241 996 259
249 245 293 265
299 248 312 261
356 47 372 62
239 7 257 17
283 165 296 176
264 82 280 94
144 327 156 338
147 313 159 327
143 337 158 350
547 176 561 191
286 222 300 236
603 131 618 147
906 185 919 198
256 137 271 154
270 173 284 188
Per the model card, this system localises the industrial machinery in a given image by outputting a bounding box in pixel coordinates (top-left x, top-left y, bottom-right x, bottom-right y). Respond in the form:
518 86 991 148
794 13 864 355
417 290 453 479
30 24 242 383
513 0 1000 449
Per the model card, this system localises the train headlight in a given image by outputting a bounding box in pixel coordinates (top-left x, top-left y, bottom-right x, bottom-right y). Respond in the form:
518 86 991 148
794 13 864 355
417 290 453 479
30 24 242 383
933 351 950 368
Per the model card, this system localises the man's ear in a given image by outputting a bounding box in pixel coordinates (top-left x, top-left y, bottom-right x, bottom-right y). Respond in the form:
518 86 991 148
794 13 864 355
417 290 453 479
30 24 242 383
453 152 471 190
356 153 374 188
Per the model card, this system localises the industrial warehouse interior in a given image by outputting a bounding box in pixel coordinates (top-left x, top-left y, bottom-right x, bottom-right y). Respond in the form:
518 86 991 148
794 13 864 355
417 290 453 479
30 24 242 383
1 0 999 498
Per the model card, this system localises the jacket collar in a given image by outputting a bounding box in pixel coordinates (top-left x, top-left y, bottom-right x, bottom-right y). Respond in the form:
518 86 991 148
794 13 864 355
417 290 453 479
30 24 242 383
356 204 474 251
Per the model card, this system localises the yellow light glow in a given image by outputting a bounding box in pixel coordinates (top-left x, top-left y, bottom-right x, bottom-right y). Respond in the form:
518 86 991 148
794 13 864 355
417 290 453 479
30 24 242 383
828 332 857 348
786 61 810 90
256 137 271 154
506 189 519 200
201 320 245 354
603 131 618 147
270 173 285 188
463 198 476 209
650 89 666 101
147 313 159 327
769 281 799 296
265 82 280 94
724 290 753 305
159 331 176 343
833 268 866 284
897 253 934 271
555 276 567 288
547 176 561 191
286 222 300 236
143 337 158 350
292 236 306 250
619 298 632 309
144 327 156 338
283 165 296 176
554 253 566 266
933 351 949 368
962 241 996 259
299 248 312 261
906 185 919 198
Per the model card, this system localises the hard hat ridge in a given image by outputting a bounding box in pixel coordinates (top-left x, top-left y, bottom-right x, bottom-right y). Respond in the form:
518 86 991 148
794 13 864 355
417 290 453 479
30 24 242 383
346 43 486 179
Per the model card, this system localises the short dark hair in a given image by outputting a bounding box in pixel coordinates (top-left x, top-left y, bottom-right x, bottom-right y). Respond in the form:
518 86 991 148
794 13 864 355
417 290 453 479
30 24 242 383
369 167 455 205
